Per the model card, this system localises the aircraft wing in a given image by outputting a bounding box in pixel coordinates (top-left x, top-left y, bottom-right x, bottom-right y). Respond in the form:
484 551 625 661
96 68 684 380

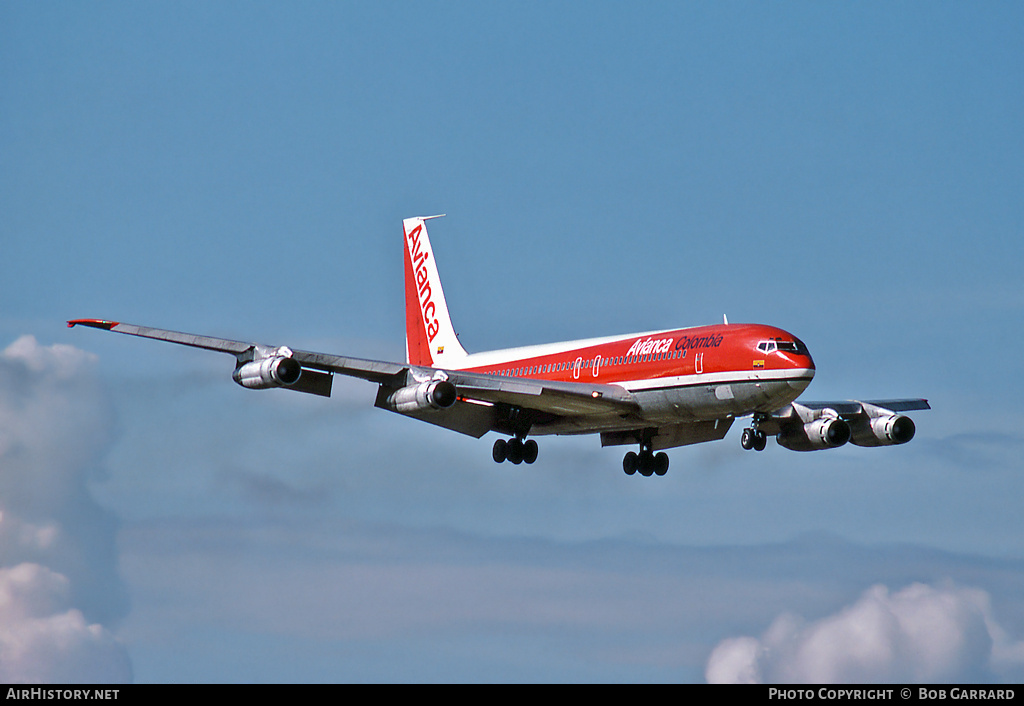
764 398 931 430
752 397 930 450
67 319 639 436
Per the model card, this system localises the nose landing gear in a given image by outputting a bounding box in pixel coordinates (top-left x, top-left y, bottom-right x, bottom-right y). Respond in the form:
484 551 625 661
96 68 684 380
740 414 768 451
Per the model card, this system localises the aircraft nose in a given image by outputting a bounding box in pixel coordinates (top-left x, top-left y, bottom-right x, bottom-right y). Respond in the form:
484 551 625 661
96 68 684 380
779 334 815 373
785 345 815 394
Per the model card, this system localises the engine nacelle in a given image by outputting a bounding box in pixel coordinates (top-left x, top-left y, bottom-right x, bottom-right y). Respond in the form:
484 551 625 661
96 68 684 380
850 414 916 447
232 356 302 390
777 417 851 452
385 380 457 413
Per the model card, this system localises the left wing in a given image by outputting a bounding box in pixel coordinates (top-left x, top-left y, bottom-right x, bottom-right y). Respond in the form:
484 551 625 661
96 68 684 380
67 319 639 435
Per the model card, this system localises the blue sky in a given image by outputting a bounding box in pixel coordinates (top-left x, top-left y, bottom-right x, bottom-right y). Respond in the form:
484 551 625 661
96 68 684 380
2 1 1023 683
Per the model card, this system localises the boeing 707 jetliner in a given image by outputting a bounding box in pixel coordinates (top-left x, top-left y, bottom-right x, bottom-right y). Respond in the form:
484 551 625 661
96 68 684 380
70 215 929 476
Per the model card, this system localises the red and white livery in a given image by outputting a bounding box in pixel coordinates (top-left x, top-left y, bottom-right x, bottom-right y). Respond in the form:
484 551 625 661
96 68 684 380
70 216 928 476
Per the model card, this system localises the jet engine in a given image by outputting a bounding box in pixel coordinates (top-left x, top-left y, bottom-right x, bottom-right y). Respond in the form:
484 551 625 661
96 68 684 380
232 355 303 390
777 416 851 452
849 414 916 447
384 380 457 414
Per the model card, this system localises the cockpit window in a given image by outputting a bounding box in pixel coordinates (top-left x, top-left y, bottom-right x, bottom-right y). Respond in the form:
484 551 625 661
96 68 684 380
757 339 809 356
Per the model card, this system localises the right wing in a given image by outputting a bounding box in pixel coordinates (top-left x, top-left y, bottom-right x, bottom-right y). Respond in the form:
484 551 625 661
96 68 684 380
68 319 408 395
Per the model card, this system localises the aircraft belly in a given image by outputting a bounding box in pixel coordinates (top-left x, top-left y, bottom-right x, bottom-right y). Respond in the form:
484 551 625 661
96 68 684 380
640 379 801 419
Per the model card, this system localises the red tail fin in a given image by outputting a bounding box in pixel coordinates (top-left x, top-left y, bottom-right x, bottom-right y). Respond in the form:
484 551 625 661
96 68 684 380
403 216 468 367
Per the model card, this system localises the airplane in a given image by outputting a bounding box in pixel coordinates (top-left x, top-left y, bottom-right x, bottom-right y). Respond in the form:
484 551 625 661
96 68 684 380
69 215 929 477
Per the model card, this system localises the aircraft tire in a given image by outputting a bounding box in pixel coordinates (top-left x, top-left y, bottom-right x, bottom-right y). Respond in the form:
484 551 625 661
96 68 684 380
638 451 655 477
492 438 507 463
654 452 669 476
741 428 754 450
623 451 638 475
523 439 538 464
507 438 524 465
753 431 767 451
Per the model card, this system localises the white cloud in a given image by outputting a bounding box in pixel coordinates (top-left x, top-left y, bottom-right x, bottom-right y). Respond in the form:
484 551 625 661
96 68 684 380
0 563 131 683
706 582 1024 684
705 636 763 684
0 336 131 683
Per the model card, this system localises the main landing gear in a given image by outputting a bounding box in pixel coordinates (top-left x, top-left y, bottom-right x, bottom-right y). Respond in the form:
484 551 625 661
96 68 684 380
740 414 768 451
622 437 669 477
492 437 539 465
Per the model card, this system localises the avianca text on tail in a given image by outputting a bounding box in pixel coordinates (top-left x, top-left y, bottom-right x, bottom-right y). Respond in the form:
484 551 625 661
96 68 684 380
69 215 928 477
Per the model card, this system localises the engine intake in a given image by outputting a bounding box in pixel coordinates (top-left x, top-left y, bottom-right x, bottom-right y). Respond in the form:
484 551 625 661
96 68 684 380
777 417 851 452
233 356 303 390
385 380 457 413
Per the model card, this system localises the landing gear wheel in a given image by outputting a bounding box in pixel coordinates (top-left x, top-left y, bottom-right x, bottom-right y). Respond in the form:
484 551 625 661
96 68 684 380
523 439 539 464
741 428 767 451
654 452 669 476
638 451 655 477
741 428 754 450
506 438 524 465
492 438 508 463
623 451 638 475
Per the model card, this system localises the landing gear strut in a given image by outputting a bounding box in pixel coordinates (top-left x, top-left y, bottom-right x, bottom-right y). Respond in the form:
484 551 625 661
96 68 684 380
492 437 538 465
622 436 669 477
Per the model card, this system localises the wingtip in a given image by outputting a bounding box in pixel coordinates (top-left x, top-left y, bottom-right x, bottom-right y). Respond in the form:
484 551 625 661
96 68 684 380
67 319 119 330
